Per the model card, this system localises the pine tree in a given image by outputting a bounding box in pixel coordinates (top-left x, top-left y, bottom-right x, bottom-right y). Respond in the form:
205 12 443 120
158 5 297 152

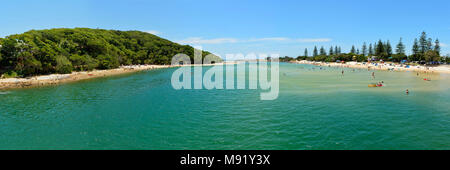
396 38 405 55
362 42 367 56
356 49 360 55
374 42 378 55
427 38 433 52
313 46 318 57
419 31 428 54
338 47 341 54
304 48 308 57
319 46 326 56
375 40 385 57
368 43 373 56
412 38 420 60
350 45 356 54
386 40 393 57
329 46 334 55
435 39 440 56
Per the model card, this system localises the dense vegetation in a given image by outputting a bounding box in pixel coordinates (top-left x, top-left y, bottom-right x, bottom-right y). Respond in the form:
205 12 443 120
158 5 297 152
288 31 449 64
0 28 221 78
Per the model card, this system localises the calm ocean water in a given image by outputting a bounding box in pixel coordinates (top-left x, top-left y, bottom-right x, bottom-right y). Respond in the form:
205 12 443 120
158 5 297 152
1 63 449 149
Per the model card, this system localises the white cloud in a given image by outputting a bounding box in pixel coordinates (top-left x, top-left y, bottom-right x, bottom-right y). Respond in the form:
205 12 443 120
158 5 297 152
177 37 332 45
295 38 332 42
440 43 448 47
144 30 160 35
177 37 239 44
248 37 290 42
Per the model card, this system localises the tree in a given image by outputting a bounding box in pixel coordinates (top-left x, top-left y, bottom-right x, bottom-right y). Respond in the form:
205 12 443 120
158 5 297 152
362 42 367 56
419 31 428 54
385 40 393 58
350 45 356 54
427 38 433 52
434 39 440 56
69 54 98 71
55 55 73 74
411 38 420 61
313 46 318 57
396 38 405 55
304 48 308 57
329 46 334 56
373 42 377 54
335 46 339 55
97 54 119 69
424 50 440 63
412 38 420 56
368 43 373 56
319 46 326 56
375 40 385 57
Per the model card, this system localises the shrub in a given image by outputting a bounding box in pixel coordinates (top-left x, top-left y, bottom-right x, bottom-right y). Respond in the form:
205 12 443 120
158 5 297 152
55 55 73 74
97 55 119 69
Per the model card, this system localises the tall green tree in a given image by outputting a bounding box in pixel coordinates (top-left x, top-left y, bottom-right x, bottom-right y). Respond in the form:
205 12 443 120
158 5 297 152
368 43 373 56
386 40 393 57
375 40 386 59
313 46 318 57
411 38 420 61
427 38 433 52
419 31 428 54
329 46 334 55
396 38 405 55
362 42 367 56
335 46 339 55
350 45 356 54
434 39 440 56
304 48 308 57
319 46 326 56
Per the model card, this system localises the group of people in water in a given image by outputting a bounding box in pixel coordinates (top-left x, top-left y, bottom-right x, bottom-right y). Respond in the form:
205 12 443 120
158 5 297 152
343 69 412 95
298 65 434 95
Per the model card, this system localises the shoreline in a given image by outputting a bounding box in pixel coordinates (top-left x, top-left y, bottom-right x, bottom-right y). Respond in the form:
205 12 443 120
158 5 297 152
0 62 236 90
290 60 450 74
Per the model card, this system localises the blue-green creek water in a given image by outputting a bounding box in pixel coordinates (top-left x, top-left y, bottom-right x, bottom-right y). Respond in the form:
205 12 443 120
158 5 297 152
0 63 449 149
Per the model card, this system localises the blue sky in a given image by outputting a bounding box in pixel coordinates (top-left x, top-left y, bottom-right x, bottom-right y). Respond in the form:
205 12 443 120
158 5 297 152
2 0 449 57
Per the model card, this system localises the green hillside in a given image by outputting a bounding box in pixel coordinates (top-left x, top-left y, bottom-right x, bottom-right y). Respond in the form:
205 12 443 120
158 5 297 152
0 28 221 77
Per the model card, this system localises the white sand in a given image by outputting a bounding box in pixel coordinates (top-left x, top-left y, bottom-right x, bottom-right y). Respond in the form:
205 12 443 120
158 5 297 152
292 60 450 74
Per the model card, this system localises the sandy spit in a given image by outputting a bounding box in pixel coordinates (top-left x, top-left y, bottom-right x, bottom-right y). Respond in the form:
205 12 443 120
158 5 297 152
0 62 236 90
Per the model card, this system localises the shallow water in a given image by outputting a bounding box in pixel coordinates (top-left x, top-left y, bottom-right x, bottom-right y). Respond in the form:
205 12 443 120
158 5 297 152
0 63 449 149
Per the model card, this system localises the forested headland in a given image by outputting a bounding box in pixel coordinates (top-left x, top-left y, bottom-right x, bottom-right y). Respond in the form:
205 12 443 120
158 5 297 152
0 28 221 78
280 31 449 64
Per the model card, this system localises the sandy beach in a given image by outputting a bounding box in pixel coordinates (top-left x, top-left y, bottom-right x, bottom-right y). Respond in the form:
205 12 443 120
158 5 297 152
0 65 176 90
291 60 450 74
0 62 236 90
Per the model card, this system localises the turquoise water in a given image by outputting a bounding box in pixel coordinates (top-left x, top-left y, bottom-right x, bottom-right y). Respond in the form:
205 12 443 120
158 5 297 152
1 63 449 149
